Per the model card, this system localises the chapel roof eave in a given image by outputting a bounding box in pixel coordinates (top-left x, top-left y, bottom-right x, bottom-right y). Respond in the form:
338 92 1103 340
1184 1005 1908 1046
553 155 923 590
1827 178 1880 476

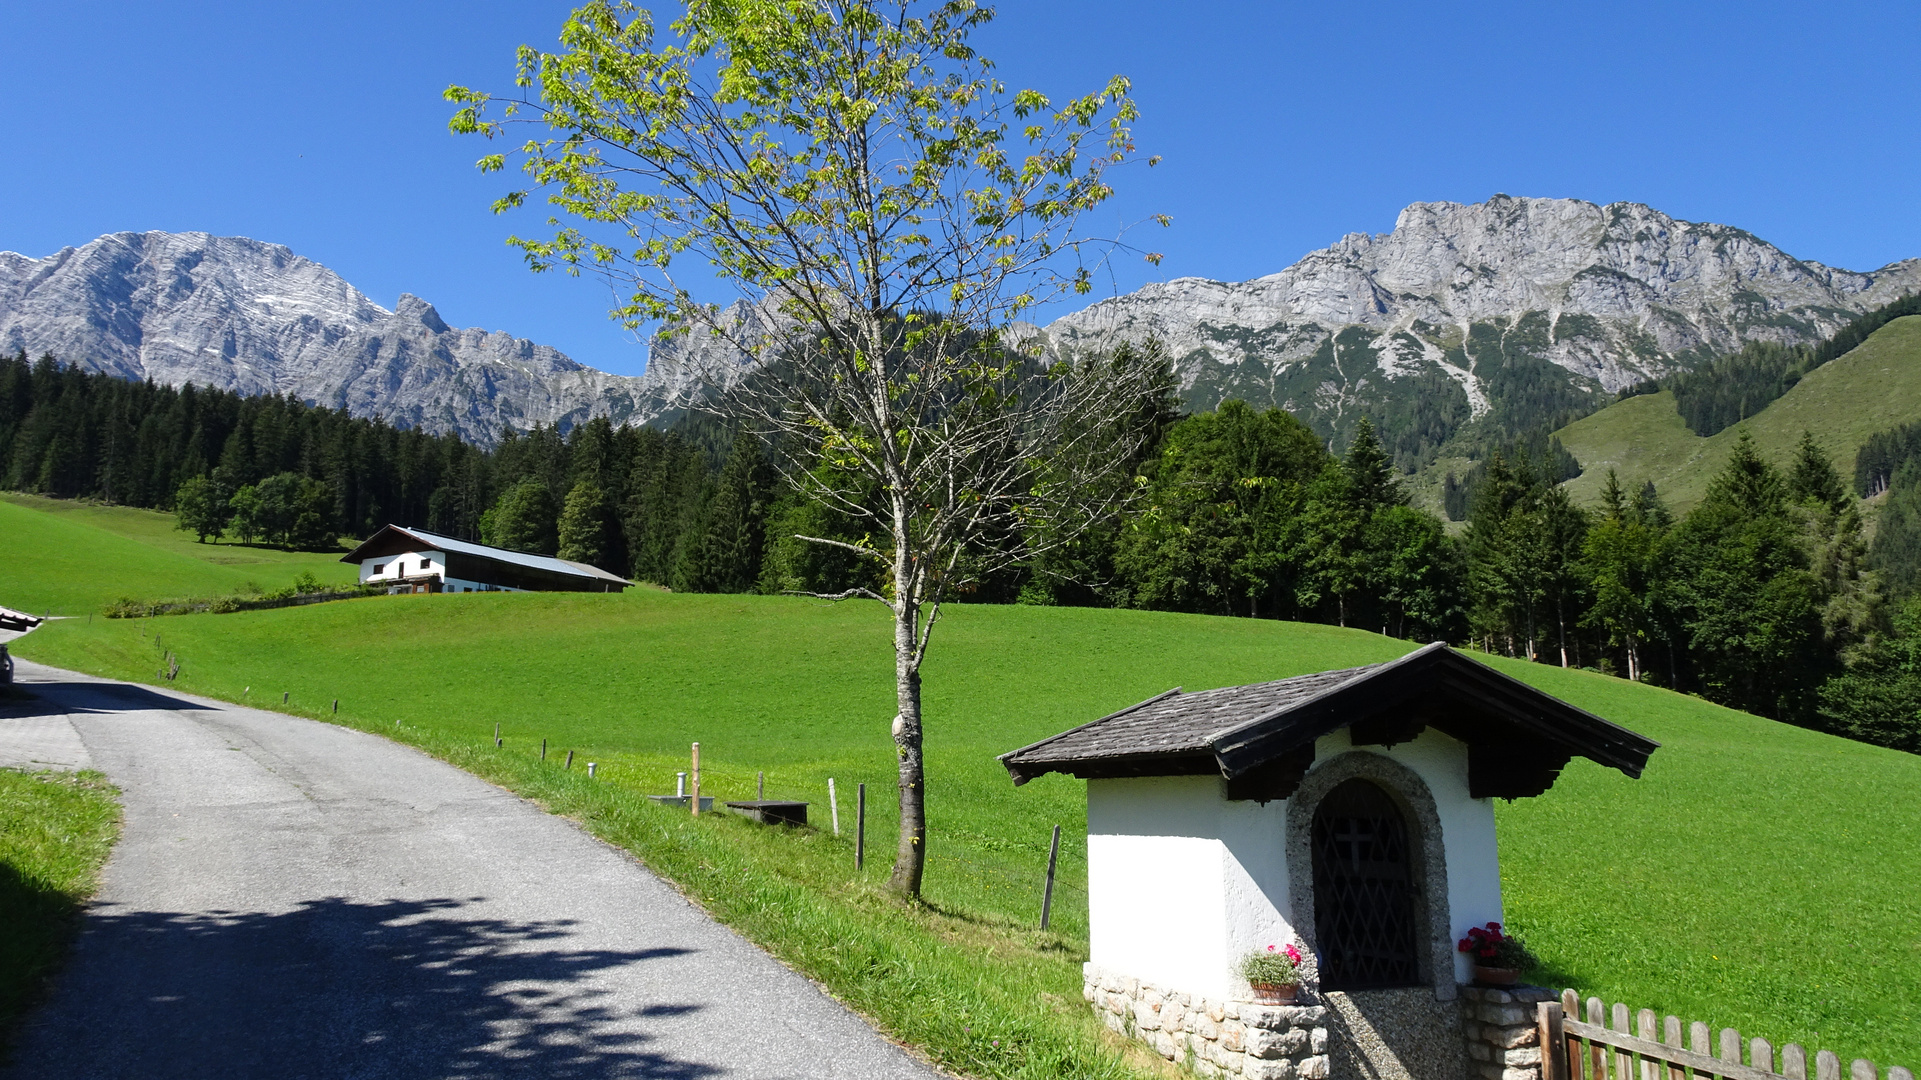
998 643 1659 796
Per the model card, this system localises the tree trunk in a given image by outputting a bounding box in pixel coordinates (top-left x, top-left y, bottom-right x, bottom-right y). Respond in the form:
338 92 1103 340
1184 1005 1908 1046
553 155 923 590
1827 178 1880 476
1557 601 1569 668
888 525 926 899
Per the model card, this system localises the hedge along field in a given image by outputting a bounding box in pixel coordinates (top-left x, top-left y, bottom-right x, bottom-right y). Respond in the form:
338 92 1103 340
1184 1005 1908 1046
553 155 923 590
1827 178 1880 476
14 591 1921 1073
0 494 357 615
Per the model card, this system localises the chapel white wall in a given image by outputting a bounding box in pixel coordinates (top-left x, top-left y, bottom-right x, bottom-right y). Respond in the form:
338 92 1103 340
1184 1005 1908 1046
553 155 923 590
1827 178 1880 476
1086 727 1504 1000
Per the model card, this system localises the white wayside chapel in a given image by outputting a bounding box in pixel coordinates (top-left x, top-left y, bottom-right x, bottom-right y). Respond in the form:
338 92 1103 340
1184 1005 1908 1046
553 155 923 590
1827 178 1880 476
999 642 1657 1080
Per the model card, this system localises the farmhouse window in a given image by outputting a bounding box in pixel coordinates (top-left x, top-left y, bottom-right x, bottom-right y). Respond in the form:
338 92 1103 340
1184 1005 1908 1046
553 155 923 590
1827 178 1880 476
373 564 385 574
1310 778 1420 990
420 560 430 571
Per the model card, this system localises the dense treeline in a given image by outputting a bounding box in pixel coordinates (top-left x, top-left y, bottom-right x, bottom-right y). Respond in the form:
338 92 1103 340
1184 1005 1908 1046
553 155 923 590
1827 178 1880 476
1437 429 1914 750
0 350 774 590
0 350 490 540
1668 294 1921 437
8 344 1919 753
1851 417 1921 604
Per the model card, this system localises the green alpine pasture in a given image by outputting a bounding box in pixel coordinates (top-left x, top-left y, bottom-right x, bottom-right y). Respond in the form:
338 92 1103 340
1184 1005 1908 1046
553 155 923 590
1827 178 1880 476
6 494 1919 1073
0 494 358 615
1556 315 1921 512
0 768 121 1056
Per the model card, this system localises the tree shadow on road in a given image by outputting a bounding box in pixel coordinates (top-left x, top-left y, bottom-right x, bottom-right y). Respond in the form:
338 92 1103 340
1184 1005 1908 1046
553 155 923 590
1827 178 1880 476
4 896 719 1080
0 678 208 721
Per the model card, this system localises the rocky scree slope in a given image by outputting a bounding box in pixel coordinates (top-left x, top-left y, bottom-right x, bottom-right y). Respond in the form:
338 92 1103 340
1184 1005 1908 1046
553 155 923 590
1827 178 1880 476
0 231 776 447
1034 195 1921 469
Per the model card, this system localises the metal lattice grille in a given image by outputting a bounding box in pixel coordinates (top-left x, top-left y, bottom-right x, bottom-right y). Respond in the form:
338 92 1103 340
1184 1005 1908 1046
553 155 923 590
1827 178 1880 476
1310 779 1421 990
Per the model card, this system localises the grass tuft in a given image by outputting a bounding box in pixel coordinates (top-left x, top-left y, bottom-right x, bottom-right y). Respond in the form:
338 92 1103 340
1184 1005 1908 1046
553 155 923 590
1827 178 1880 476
0 769 122 1056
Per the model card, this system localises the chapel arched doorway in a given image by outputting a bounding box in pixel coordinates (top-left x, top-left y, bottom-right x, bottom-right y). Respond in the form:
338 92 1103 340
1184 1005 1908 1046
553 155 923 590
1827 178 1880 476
1310 777 1421 990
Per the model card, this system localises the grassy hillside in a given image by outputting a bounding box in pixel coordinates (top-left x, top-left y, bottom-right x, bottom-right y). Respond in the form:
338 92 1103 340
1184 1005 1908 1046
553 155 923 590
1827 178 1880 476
1557 315 1921 512
0 494 357 615
12 585 1919 1072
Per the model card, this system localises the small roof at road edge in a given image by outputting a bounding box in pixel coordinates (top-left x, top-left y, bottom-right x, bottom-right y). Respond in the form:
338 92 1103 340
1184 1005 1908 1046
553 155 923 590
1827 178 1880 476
998 642 1659 801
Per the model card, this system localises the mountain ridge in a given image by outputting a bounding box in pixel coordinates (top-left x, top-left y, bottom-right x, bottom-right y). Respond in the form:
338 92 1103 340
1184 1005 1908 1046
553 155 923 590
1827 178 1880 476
0 231 776 446
1033 195 1921 467
4 197 1916 456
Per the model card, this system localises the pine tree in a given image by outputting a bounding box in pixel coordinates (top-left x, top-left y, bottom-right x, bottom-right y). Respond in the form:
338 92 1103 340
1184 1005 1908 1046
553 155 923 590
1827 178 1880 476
488 479 559 555
1581 470 1658 680
1666 431 1822 718
557 480 612 568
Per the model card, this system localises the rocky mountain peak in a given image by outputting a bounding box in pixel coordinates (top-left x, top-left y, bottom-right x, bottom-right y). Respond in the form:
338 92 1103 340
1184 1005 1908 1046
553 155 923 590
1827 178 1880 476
392 292 450 335
1039 195 1921 466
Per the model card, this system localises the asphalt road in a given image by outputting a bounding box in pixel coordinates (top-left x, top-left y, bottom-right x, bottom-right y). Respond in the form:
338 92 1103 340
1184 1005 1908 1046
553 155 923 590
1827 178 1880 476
1 657 942 1080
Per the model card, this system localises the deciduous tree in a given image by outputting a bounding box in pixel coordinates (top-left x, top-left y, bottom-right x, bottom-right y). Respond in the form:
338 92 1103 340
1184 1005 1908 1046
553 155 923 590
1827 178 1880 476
450 0 1164 897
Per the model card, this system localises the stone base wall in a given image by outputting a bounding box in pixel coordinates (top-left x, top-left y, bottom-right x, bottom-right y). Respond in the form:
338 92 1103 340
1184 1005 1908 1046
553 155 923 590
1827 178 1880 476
1083 963 1330 1079
1459 985 1555 1080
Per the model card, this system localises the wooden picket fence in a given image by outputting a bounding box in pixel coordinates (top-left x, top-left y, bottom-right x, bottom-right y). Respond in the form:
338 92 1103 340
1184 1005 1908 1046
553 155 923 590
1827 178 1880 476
1537 990 1913 1080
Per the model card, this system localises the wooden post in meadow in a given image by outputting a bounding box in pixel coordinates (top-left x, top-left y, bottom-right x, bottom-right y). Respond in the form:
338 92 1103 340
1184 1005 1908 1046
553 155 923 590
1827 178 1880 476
828 778 840 836
690 742 701 817
1040 824 1062 931
540 738 547 761
855 782 866 869
757 770 764 800
565 750 574 770
494 722 501 748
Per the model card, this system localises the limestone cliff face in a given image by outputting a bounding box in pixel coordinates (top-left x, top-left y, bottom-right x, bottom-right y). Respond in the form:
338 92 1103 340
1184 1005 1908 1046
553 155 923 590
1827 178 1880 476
5 199 1915 459
1036 196 1921 457
0 231 772 446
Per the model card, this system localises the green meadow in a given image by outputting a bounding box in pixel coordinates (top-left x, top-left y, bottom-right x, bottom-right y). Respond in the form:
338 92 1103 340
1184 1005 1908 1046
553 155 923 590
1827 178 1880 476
0 494 357 616
1556 315 1921 512
5 496 1920 1073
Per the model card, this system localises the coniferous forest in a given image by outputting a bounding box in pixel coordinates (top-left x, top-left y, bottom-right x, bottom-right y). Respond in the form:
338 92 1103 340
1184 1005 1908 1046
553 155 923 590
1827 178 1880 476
4 342 1921 754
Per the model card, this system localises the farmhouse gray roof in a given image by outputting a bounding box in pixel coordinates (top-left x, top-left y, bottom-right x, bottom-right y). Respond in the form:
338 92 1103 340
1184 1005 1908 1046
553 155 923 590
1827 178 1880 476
998 642 1659 801
339 525 631 586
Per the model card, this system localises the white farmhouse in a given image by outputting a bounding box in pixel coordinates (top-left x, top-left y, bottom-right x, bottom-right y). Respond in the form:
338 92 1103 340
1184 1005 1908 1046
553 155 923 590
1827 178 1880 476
340 525 631 595
999 642 1656 1080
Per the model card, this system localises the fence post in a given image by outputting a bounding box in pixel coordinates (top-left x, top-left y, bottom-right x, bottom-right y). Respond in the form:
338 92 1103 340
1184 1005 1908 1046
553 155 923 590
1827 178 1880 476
758 770 764 800
690 742 700 817
1538 1002 1564 1080
828 778 840 836
1667 1017 1690 1080
1039 824 1061 931
1561 991 1581 1080
1588 999 1606 1080
541 738 547 761
1637 1010 1658 1080
855 782 866 870
565 750 574 770
1784 1044 1809 1080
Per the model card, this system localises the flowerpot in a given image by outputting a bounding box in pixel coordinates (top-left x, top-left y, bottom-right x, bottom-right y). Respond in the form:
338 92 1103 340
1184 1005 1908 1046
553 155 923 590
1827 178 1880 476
1251 983 1300 1004
1473 965 1520 986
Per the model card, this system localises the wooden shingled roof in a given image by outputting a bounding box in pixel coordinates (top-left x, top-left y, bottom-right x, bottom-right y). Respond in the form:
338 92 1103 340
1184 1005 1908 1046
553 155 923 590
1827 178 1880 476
998 642 1659 801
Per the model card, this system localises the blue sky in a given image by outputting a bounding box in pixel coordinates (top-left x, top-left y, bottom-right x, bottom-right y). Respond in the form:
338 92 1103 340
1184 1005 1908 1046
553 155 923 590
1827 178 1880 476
4 1 1917 377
